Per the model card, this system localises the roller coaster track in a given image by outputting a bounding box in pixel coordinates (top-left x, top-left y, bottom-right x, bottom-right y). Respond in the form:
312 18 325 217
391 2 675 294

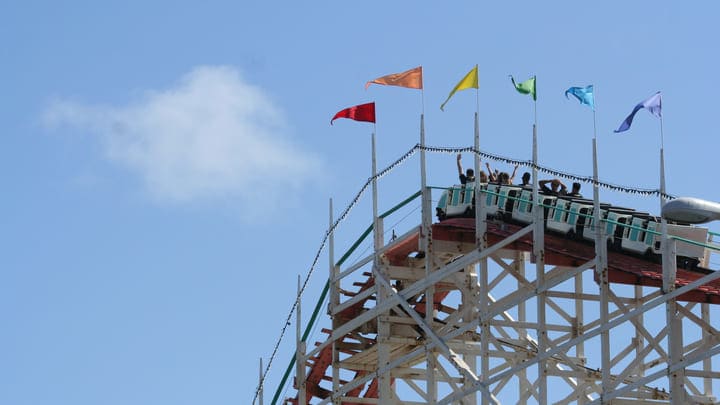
434 218 720 304
255 141 700 405
287 216 720 404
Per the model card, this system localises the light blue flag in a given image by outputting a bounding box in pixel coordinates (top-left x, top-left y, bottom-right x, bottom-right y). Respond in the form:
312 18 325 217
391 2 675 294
614 92 662 133
565 85 594 110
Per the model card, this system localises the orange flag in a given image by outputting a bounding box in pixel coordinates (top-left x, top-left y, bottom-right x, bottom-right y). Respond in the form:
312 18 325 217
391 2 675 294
365 66 423 90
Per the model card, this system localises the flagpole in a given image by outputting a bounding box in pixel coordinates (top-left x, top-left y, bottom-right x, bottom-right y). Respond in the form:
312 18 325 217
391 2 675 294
421 66 425 115
657 107 684 403
531 94 548 405
591 105 599 247
371 126 392 400
532 97 539 233
472 84 479 203
659 112 666 206
419 111 437 401
588 103 612 400
419 114 428 245
372 128 380 249
474 110 482 236
417 72 434 403
659 115 667 214
660 139 666 205
660 113 665 152
473 107 488 405
592 108 600 240
473 83 484 199
592 109 600 240
659 115 668 275
420 114 427 195
474 91 482 239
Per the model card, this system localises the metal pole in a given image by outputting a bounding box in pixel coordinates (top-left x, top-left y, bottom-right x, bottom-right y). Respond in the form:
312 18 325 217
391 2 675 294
516 252 529 405
660 141 685 403
475 112 484 237
296 275 306 405
585 123 603 395
470 109 480 405
574 263 585 405
372 133 381 249
664 236 684 404
372 132 391 401
593 135 611 404
420 114 438 403
328 198 340 405
532 123 547 405
258 358 264 405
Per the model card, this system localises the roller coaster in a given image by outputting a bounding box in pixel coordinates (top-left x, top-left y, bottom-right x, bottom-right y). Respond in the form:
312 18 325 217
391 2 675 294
256 143 720 405
436 182 710 269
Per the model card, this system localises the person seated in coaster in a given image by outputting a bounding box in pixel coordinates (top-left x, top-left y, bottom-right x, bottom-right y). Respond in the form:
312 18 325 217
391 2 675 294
456 153 475 184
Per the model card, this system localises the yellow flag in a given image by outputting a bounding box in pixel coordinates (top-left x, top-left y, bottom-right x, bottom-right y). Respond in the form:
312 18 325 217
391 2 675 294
440 65 478 111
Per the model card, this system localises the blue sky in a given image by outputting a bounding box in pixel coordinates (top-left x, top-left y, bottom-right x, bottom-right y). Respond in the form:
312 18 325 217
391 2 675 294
3 2 720 404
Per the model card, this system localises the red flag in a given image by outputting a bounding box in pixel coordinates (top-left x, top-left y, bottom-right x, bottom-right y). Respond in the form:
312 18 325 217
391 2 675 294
330 102 376 125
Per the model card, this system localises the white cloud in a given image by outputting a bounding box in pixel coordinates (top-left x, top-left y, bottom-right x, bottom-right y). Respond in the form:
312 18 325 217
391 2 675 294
44 66 322 215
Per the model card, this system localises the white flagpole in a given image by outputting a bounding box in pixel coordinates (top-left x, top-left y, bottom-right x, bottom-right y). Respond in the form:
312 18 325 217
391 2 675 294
531 91 548 405
473 83 480 238
590 100 602 259
421 79 426 115
420 113 428 207
418 72 439 400
592 110 601 240
658 111 685 403
371 130 380 250
473 88 488 405
419 111 438 402
590 101 612 399
660 117 666 207
474 112 483 236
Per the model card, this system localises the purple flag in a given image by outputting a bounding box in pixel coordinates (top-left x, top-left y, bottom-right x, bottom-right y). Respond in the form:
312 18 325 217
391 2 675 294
614 92 662 133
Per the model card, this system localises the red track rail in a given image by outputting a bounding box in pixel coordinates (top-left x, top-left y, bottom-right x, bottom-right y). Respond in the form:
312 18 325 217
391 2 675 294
434 218 720 304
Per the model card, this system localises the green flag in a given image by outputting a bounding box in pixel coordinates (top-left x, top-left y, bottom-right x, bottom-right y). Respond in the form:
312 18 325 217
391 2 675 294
510 75 536 101
440 65 479 111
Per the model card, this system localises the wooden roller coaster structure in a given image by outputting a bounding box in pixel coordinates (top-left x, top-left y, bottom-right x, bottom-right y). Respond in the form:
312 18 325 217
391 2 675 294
261 136 720 404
